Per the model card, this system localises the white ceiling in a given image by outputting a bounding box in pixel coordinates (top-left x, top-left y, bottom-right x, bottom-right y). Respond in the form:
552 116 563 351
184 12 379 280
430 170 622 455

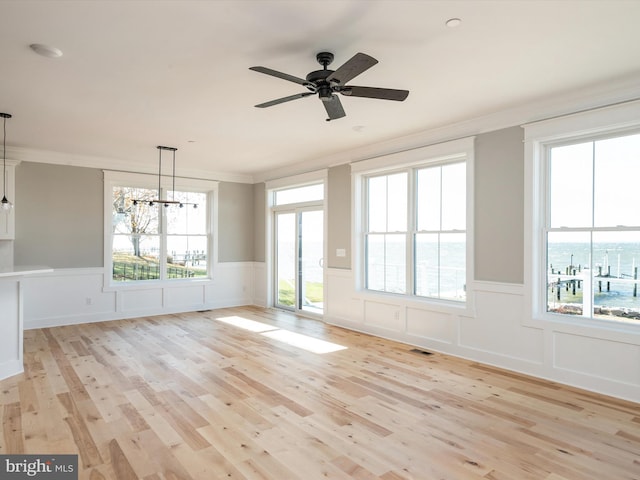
2 0 640 183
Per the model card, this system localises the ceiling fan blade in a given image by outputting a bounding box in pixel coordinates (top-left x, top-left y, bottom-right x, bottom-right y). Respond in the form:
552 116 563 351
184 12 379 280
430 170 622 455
340 86 409 101
255 92 313 108
249 66 309 86
322 95 346 121
326 53 378 85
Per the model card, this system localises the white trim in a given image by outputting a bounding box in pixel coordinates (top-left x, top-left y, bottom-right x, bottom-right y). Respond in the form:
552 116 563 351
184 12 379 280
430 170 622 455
351 136 475 315
2 159 21 167
103 169 219 191
9 146 252 184
102 170 218 291
522 98 640 142
523 100 640 333
0 359 23 381
472 280 524 296
253 75 640 183
350 137 474 173
264 169 328 191
265 173 327 314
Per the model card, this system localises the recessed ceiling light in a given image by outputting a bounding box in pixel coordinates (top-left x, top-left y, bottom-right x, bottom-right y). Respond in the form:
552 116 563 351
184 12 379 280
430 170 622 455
29 44 63 59
445 18 462 28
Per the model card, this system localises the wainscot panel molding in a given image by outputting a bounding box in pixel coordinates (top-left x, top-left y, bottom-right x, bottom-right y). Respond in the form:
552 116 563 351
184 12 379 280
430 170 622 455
324 268 639 402
0 278 22 380
252 262 268 307
206 262 254 309
22 264 254 329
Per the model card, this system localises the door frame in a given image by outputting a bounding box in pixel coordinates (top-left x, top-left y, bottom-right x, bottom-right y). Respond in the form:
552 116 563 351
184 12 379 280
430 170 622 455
272 205 324 316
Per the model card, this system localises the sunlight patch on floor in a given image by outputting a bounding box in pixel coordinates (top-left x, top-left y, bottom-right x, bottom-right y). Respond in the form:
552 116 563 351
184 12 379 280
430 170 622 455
261 329 348 354
214 315 347 354
215 316 278 333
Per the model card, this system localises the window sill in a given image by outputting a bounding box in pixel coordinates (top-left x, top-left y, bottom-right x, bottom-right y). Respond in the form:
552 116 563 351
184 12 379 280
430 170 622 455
525 309 640 339
353 289 471 316
102 277 213 293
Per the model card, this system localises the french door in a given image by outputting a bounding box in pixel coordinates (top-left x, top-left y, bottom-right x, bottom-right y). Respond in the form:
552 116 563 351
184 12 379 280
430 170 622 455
274 208 324 315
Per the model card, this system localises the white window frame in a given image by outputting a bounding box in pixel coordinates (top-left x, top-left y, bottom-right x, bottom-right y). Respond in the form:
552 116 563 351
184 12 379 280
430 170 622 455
103 170 218 290
352 137 474 312
524 99 640 331
264 170 327 311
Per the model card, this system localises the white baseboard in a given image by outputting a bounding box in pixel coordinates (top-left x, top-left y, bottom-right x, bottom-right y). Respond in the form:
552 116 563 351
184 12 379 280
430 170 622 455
0 359 23 381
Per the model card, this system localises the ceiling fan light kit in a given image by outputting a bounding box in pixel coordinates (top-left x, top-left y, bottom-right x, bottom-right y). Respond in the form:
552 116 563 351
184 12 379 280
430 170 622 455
250 51 409 121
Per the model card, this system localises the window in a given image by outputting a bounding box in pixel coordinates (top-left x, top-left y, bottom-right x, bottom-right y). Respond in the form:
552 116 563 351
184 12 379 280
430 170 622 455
366 172 408 293
415 162 466 300
356 137 472 304
545 132 640 321
106 172 214 285
266 171 326 315
274 183 323 206
525 100 640 326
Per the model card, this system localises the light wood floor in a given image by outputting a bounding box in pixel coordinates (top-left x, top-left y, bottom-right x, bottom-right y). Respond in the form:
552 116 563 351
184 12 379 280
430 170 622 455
1 306 639 480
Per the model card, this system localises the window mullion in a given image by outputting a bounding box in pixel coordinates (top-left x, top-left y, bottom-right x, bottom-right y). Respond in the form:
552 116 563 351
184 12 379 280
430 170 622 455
160 188 167 280
407 168 415 296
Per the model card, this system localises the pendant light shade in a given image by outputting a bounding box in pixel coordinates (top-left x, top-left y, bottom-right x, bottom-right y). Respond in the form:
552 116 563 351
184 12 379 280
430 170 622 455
1 113 13 211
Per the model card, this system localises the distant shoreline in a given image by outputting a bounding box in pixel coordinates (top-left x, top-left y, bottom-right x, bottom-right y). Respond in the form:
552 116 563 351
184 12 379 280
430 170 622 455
549 303 640 321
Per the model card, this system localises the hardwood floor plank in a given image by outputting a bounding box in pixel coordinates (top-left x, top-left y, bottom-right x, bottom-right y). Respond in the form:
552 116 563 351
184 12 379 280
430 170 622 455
0 307 637 480
223 367 314 417
118 402 150 433
331 455 379 480
2 402 24 453
158 390 209 429
108 438 139 480
154 401 211 451
57 392 104 468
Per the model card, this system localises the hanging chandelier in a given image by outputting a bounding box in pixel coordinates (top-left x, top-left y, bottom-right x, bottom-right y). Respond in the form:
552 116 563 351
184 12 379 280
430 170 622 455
1 113 13 211
132 146 197 208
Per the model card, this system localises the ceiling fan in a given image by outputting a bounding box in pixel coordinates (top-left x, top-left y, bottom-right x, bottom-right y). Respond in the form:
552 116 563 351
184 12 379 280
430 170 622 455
250 52 409 121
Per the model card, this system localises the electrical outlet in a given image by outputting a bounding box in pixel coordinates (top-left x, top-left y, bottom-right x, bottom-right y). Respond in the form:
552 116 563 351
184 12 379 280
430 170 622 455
85 297 93 306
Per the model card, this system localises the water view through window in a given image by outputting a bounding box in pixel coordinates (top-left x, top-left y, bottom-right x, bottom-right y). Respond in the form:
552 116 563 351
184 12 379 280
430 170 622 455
365 161 466 301
546 133 640 322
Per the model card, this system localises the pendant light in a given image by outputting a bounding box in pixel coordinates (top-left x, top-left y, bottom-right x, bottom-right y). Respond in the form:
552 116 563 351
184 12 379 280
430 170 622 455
132 146 197 209
1 113 13 211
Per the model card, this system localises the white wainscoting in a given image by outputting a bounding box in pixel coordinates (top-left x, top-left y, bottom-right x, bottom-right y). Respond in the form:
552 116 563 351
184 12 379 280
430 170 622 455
22 263 255 329
19 264 639 401
0 278 22 380
252 261 268 308
324 268 640 402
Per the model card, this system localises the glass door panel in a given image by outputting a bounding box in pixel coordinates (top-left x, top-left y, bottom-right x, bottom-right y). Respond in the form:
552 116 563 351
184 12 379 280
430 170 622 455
300 210 324 314
275 212 296 309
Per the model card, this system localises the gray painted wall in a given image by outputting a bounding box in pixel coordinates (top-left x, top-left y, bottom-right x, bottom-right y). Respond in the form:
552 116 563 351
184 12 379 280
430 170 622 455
11 125 525 283
253 182 265 263
324 127 525 284
14 162 103 267
474 127 524 283
327 164 351 269
218 181 254 262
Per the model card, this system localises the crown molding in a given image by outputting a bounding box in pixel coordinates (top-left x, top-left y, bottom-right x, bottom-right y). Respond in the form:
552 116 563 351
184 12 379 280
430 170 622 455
251 73 640 183
5 72 640 186
6 146 254 184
